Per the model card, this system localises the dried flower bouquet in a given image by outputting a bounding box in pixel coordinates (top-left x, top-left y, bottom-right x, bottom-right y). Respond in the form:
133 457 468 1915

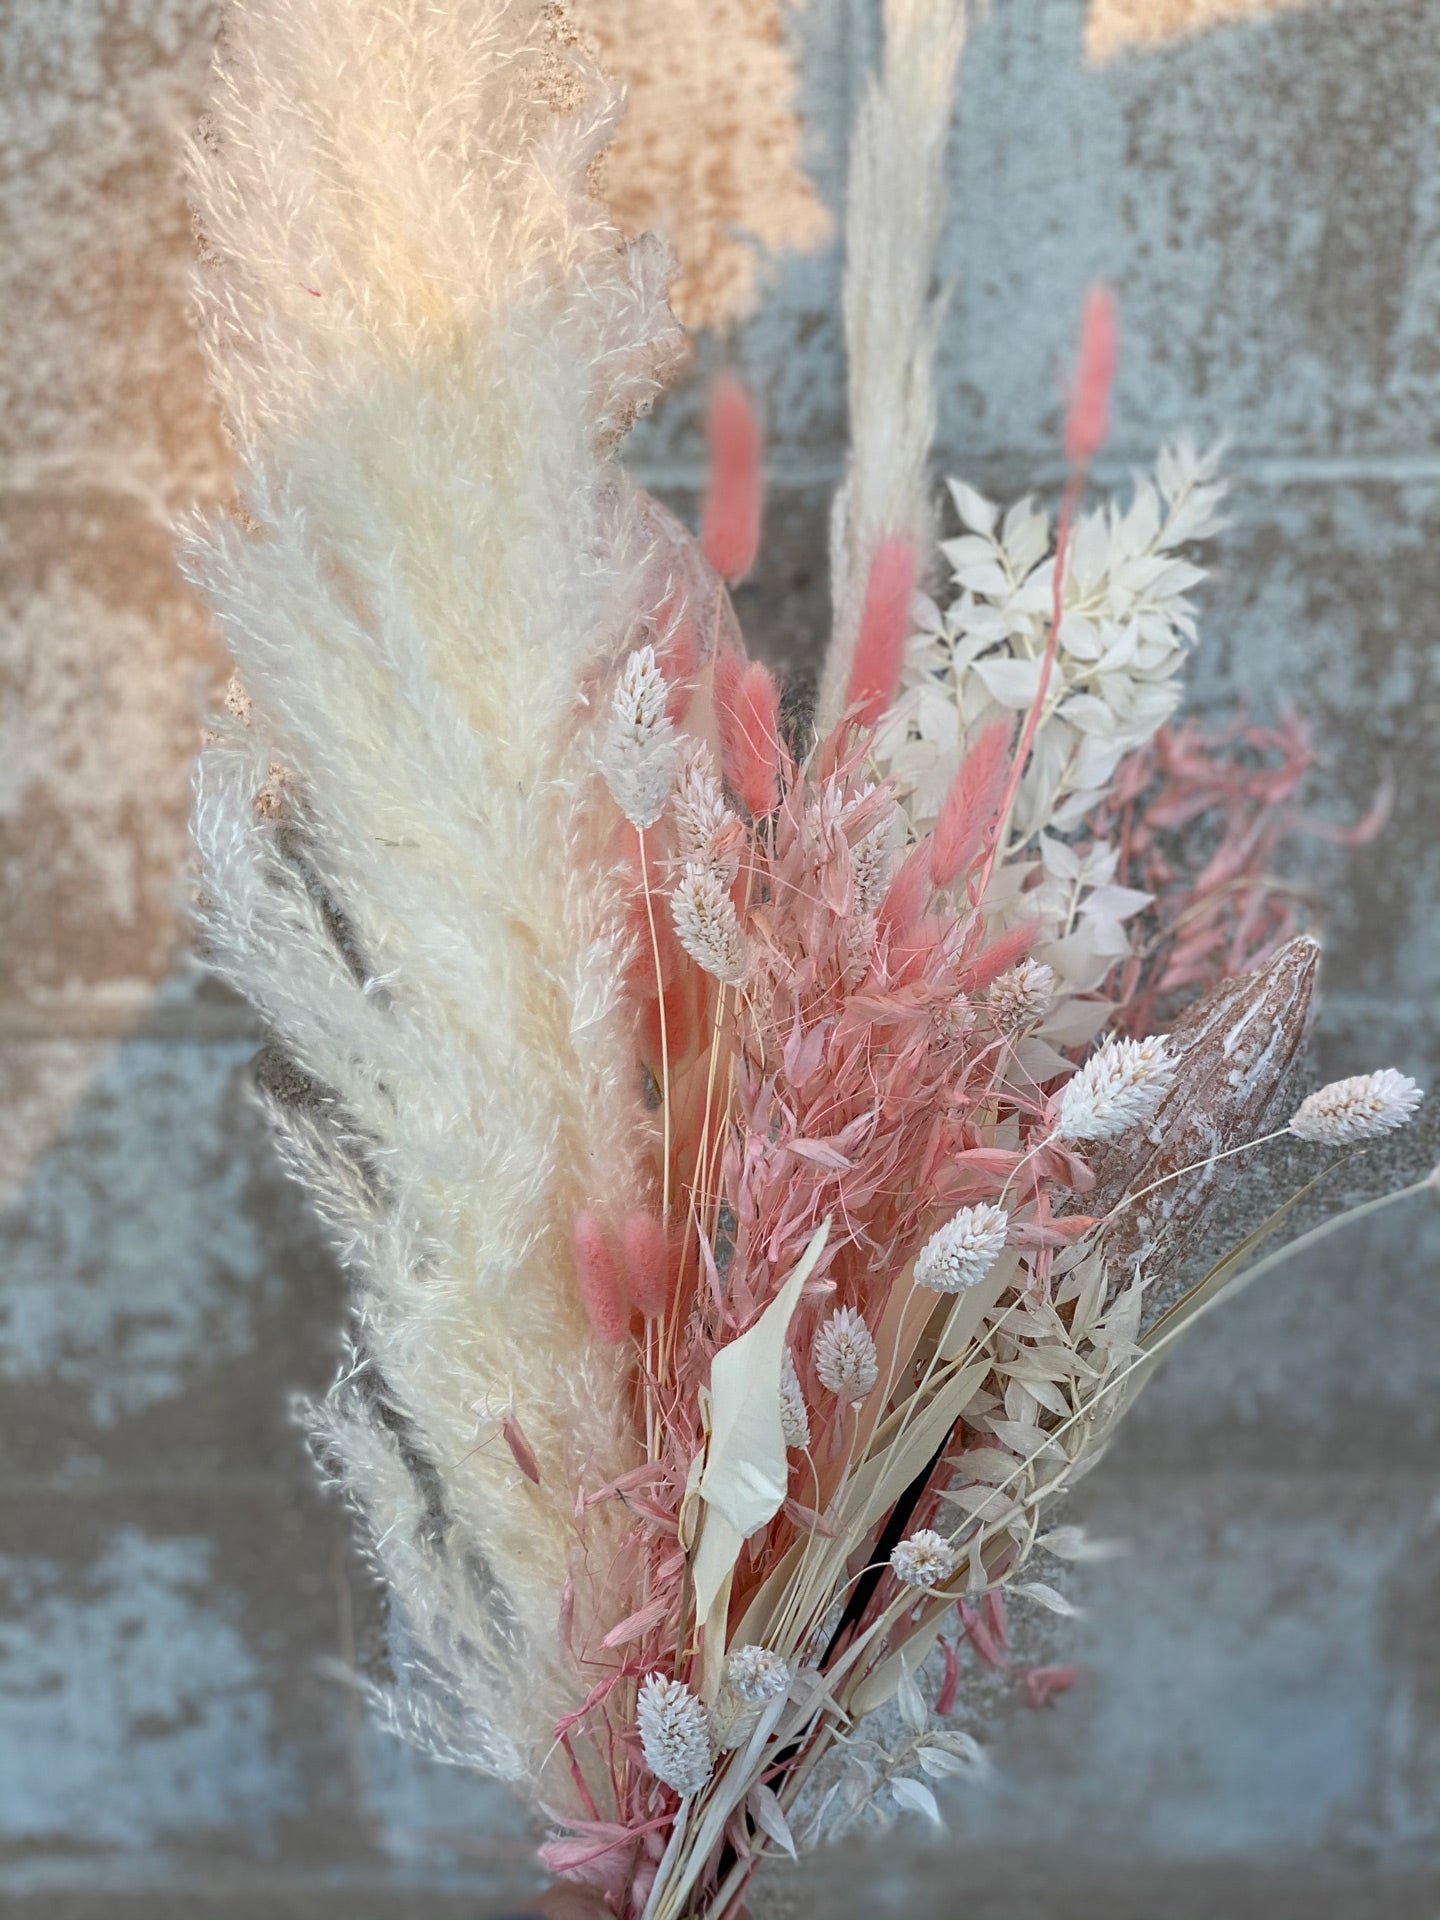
184 2 1431 1916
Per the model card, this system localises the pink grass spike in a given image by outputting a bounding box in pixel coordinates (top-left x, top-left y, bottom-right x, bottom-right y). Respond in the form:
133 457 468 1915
1063 284 1119 468
932 716 1014 888
700 375 764 583
714 651 783 816
572 1212 629 1345
622 1211 673 1320
844 534 915 728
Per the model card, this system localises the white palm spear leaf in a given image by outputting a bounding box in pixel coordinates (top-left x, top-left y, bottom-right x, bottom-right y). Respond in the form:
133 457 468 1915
184 0 681 1796
818 0 968 733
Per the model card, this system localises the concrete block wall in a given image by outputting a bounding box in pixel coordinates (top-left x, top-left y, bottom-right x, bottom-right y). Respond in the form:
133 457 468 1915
1 2 1436 1914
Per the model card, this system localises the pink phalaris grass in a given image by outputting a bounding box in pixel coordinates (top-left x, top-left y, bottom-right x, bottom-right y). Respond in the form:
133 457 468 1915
932 716 1014 889
622 1210 674 1319
1063 283 1119 467
572 1212 628 1345
844 534 915 727
700 374 764 583
1101 712 1388 1031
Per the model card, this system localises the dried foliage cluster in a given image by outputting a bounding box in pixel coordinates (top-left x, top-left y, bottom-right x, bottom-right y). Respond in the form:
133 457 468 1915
184 3 1429 1916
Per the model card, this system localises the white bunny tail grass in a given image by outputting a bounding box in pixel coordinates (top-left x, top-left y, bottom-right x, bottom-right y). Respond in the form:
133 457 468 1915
184 0 683 1806
817 0 969 733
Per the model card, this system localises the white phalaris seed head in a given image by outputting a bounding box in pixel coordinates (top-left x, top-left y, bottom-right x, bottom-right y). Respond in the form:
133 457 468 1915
602 646 677 829
987 959 1055 1032
671 740 738 873
1057 1034 1175 1141
914 1203 1009 1293
890 1529 957 1589
671 859 750 986
636 1672 713 1797
725 1645 790 1705
813 1306 879 1404
779 1347 810 1448
1288 1069 1423 1145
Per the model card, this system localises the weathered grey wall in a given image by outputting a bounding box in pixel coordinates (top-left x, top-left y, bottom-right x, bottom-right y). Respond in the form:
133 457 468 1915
2 1 1437 1915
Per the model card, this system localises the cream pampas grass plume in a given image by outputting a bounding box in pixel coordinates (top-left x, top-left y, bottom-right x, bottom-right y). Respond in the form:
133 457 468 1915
185 0 680 1797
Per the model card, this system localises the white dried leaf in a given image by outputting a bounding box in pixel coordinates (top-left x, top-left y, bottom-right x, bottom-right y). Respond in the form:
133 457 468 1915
890 1775 943 1825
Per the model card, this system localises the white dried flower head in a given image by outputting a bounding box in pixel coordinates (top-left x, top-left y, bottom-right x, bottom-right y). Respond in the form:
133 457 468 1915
725 1645 790 1705
890 1529 957 1589
1289 1069 1423 1145
601 645 677 829
850 825 893 918
636 1672 712 1797
779 1347 810 1448
671 740 737 872
1058 1034 1176 1141
987 959 1055 1033
914 1204 1009 1294
813 1306 879 1404
671 859 750 986
941 992 976 1040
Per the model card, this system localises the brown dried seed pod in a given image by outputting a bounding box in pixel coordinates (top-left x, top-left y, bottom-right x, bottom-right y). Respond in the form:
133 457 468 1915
1085 935 1320 1316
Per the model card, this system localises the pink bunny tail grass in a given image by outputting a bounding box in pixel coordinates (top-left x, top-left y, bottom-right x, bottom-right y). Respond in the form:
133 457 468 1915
701 375 764 583
844 535 915 728
572 1212 629 1345
714 651 784 816
733 662 784 815
877 836 933 941
1063 283 1119 469
622 1211 673 1320
932 716 1015 888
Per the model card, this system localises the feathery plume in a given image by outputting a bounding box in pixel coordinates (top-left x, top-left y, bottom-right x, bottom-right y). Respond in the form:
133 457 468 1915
814 1307 880 1403
1058 1035 1177 1140
819 0 969 731
1289 1070 1423 1145
637 1673 713 1797
914 1204 1010 1293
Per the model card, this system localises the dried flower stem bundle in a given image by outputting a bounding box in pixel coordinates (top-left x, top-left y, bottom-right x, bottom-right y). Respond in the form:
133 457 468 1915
184 3 1432 1915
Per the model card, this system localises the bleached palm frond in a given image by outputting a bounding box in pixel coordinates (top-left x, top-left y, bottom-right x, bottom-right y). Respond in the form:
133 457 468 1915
184 0 682 1800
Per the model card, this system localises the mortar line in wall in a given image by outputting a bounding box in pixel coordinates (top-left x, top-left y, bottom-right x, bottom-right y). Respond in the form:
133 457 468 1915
629 447 1440 494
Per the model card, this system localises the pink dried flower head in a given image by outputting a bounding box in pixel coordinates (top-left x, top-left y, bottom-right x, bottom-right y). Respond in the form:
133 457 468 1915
890 1529 957 1589
1288 1069 1423 1145
914 1203 1010 1293
779 1347 810 1448
730 661 784 817
1058 1034 1175 1141
636 1673 713 1797
844 535 915 729
849 818 894 918
671 860 750 986
813 1306 879 1404
700 375 764 583
601 645 677 828
987 959 1055 1033
725 1645 790 1705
